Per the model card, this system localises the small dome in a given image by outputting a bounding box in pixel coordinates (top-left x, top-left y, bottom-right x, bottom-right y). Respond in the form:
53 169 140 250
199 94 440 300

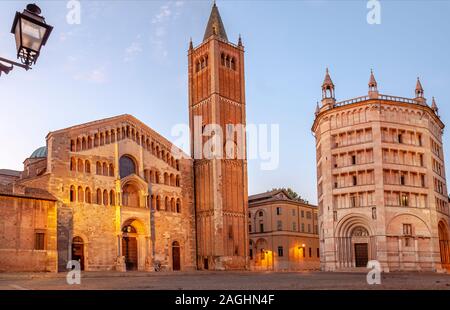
30 146 47 158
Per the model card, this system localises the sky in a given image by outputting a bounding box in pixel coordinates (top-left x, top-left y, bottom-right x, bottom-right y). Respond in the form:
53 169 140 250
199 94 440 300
0 0 449 203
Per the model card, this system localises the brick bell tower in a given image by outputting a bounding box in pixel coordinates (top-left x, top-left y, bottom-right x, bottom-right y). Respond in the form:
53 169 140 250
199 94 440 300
188 3 248 270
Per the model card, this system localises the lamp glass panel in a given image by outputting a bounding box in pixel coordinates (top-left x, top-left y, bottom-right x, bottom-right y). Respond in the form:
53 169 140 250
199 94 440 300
20 18 46 51
14 21 21 52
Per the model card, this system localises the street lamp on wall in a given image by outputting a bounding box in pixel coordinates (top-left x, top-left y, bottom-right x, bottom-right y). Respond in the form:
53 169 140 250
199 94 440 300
0 3 53 76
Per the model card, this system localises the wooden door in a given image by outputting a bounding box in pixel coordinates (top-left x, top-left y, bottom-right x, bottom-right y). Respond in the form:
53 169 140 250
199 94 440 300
122 237 138 270
354 243 368 267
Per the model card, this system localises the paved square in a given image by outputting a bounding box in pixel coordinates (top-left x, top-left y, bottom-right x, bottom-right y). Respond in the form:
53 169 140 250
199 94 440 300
0 271 449 290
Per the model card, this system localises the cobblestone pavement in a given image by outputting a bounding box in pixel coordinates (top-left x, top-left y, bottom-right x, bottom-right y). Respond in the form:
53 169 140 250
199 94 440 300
0 271 449 290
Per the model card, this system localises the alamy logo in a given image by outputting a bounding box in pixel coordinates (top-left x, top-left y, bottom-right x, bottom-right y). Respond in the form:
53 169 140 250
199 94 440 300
66 260 81 285
367 0 381 25
66 0 81 25
366 260 381 285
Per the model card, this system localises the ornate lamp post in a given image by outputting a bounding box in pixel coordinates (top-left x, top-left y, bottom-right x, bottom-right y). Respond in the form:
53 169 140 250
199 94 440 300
0 3 53 76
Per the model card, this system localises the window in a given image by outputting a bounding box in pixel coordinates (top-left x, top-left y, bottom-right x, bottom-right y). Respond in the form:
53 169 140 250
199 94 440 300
276 207 281 215
258 211 263 217
69 186 75 202
34 232 45 250
403 224 412 236
352 155 356 165
119 155 136 178
398 134 403 144
400 175 405 185
308 224 311 233
317 248 320 258
421 175 426 187
292 222 297 231
353 175 357 186
278 246 284 257
372 207 377 220
301 223 305 232
418 134 422 146
306 211 312 219
309 247 312 257
248 225 252 233
249 248 253 260
400 194 409 206
277 220 282 231
301 210 305 218
259 222 264 233
292 209 296 216
228 225 233 240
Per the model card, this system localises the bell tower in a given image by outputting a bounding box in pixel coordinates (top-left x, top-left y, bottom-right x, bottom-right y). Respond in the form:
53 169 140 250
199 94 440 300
188 3 248 270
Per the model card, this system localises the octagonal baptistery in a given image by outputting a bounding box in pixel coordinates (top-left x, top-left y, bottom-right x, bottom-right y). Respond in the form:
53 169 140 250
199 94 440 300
312 69 450 272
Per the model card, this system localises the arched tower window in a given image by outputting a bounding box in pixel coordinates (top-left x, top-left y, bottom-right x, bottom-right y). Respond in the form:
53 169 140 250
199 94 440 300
119 155 136 178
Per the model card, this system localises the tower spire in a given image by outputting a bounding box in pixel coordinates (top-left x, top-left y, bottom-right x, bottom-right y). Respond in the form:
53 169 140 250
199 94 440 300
203 2 228 42
368 69 378 98
321 68 336 109
415 77 424 97
415 77 426 105
431 96 438 114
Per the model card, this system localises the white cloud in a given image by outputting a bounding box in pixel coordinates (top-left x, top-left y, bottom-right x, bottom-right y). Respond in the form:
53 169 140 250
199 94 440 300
149 1 185 59
74 67 107 84
124 39 143 62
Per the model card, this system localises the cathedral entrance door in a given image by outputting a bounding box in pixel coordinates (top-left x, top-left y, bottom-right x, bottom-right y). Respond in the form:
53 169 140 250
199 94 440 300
72 237 85 271
122 237 138 271
354 243 369 267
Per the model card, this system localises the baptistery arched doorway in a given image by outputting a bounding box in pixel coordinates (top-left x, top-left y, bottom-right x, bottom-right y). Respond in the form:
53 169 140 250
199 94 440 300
335 215 375 268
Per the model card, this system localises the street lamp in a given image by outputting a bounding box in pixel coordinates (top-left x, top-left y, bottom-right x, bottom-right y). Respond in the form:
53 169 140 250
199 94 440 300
0 3 53 76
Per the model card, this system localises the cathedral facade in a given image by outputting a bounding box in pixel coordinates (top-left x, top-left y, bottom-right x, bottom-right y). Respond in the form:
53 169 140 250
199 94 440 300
312 70 450 272
0 4 248 272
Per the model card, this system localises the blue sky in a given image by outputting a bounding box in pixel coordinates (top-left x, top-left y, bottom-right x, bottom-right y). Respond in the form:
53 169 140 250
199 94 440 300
0 0 449 203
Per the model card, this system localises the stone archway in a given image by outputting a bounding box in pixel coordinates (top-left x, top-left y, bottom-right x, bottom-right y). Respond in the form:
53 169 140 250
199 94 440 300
335 214 374 268
438 221 450 269
121 218 147 271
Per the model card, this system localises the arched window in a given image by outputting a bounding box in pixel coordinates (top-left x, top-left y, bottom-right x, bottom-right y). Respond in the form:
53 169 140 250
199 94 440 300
82 137 87 150
77 186 84 202
70 140 75 152
150 170 154 183
70 157 76 171
156 196 161 211
170 174 175 186
94 133 99 147
102 162 108 176
103 190 108 206
176 199 181 213
111 130 116 143
165 197 169 211
176 175 180 187
85 160 91 173
96 162 101 175
88 136 93 149
76 138 81 152
176 160 180 171
171 198 175 212
155 171 160 184
70 185 75 202
156 146 160 158
109 164 114 177
105 131 110 144
77 159 84 173
110 190 115 205
85 187 92 204
119 155 136 178
164 173 169 185
96 189 102 205
100 133 104 146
